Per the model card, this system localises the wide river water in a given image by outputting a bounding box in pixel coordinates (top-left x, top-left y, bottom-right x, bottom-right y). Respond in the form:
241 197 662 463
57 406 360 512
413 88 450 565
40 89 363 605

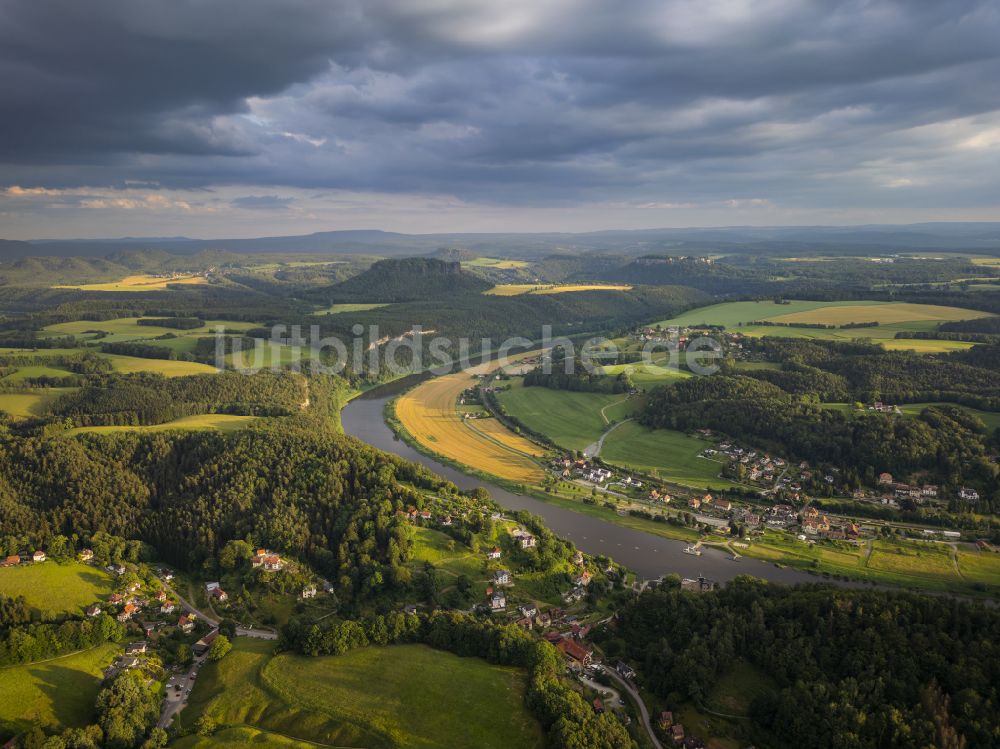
341 381 837 585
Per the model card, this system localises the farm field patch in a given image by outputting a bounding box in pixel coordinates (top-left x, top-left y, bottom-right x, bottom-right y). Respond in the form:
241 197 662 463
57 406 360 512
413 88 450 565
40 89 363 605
43 317 255 340
51 273 208 292
654 300 992 350
315 302 390 314
463 257 530 269
103 354 218 376
0 389 70 418
485 284 632 296
395 369 545 483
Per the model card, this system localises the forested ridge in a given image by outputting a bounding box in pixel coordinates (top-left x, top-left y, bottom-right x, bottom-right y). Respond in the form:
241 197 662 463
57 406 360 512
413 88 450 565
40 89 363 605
43 371 306 427
601 579 1000 749
0 425 448 602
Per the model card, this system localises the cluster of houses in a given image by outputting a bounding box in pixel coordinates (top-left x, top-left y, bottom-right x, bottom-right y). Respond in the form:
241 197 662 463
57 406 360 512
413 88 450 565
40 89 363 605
1 549 48 566
708 441 789 488
103 641 151 680
250 548 284 572
552 456 643 491
866 472 979 505
680 576 716 593
868 401 902 414
799 506 860 540
403 506 460 528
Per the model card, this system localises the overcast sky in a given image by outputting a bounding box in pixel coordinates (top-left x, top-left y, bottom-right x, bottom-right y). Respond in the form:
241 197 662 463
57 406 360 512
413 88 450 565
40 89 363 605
2 0 1000 239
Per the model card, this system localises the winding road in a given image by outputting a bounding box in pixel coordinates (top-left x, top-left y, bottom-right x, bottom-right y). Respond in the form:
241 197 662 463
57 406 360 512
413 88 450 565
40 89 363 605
582 417 633 458
603 667 663 749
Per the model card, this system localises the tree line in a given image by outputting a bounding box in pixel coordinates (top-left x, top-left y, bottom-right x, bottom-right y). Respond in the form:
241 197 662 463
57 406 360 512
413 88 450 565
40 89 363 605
599 578 1000 749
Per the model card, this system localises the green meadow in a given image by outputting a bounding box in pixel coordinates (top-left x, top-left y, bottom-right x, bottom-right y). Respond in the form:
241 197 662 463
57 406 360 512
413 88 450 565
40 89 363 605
0 562 114 618
180 639 543 749
496 379 639 451
0 389 73 418
0 643 121 738
66 414 261 436
43 317 255 341
600 421 744 490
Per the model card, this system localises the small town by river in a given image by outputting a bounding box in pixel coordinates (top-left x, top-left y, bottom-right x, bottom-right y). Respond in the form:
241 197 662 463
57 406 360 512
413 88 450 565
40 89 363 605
342 383 838 586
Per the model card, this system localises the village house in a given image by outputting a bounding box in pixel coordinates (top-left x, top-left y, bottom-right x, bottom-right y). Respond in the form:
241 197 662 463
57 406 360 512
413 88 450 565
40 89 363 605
671 724 685 744
212 588 228 603
519 604 538 619
32 550 46 563
78 549 94 562
154 589 167 602
486 546 502 560
556 638 592 666
517 533 537 549
177 614 195 633
575 571 592 586
251 548 285 570
563 586 586 604
615 661 636 680
125 642 148 656
192 631 218 657
493 569 512 586
658 711 674 730
86 604 101 617
205 581 220 592
160 601 176 614
959 487 980 501
802 514 831 536
109 564 126 576
687 497 701 510
117 603 137 622
878 472 893 485
109 593 124 605
301 585 317 599
2 555 20 567
489 591 507 610
535 612 552 628
681 576 716 593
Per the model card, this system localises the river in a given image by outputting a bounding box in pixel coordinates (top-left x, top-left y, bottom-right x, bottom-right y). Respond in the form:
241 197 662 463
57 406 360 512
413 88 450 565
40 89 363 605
341 381 837 585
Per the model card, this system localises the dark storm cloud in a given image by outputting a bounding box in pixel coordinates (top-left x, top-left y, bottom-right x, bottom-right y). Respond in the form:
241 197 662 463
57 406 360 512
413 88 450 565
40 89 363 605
2 0 1000 224
232 195 295 210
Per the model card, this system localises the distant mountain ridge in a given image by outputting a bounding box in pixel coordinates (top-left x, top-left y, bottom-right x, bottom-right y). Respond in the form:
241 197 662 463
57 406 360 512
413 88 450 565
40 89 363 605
321 257 492 302
3 222 1000 260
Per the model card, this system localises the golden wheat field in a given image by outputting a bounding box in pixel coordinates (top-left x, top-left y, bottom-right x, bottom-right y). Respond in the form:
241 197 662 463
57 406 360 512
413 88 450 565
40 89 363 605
467 417 549 457
484 284 632 296
395 370 545 483
52 274 209 292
